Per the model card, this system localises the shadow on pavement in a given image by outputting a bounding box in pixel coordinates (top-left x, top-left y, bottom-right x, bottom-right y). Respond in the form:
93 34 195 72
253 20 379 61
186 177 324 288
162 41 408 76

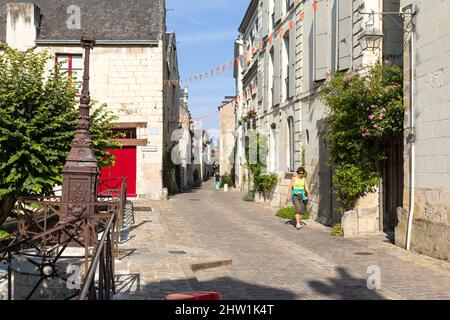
137 277 298 300
307 267 386 300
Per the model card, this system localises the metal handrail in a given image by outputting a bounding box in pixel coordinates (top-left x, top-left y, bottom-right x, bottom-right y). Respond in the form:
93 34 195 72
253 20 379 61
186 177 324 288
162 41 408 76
78 212 116 300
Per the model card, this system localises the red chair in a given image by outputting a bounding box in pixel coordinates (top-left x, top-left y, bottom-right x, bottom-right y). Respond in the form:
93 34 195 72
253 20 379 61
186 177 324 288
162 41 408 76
165 292 222 301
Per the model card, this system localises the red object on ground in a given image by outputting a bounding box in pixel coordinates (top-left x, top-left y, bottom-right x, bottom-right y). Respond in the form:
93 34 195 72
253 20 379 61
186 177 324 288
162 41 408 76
99 147 137 198
165 292 222 301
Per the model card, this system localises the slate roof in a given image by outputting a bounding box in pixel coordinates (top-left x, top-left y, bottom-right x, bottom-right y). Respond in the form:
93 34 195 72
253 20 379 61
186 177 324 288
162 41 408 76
0 0 166 43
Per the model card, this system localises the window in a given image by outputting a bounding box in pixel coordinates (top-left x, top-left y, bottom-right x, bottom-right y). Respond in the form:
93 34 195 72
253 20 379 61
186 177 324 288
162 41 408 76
56 54 83 90
109 128 137 140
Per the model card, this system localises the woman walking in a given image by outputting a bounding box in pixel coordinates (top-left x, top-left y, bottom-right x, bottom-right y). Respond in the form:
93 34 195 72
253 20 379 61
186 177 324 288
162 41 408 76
286 167 311 230
214 172 221 191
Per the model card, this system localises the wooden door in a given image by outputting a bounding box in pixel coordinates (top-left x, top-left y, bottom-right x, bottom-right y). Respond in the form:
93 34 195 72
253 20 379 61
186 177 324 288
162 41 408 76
100 147 137 198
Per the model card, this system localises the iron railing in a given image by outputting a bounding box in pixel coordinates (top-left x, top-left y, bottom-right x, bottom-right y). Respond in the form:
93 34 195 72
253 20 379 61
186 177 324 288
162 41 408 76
78 211 116 300
0 177 127 300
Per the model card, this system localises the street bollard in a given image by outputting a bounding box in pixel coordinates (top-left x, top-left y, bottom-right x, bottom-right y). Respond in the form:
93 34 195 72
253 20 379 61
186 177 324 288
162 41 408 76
224 184 228 192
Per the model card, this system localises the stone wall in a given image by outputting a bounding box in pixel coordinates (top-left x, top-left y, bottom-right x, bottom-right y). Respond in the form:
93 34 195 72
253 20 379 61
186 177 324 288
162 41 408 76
219 100 236 177
397 0 450 261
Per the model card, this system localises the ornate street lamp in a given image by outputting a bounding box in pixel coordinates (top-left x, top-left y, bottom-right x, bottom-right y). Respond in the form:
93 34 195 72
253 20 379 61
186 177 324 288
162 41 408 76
60 37 98 224
358 19 384 51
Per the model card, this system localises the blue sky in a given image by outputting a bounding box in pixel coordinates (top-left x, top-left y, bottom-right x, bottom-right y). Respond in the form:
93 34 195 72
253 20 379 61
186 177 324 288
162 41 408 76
166 0 249 133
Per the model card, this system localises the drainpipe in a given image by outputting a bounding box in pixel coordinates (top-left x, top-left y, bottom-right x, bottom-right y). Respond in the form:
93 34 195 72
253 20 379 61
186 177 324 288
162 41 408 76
405 4 415 251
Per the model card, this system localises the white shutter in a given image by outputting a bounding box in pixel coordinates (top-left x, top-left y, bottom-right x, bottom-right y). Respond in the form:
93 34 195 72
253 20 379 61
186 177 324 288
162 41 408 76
274 0 282 24
314 2 328 81
273 39 281 106
289 19 296 98
338 0 352 71
262 0 270 38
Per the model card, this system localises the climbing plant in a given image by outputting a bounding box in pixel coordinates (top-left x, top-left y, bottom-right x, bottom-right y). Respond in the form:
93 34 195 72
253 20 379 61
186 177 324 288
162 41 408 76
244 132 278 194
320 63 404 209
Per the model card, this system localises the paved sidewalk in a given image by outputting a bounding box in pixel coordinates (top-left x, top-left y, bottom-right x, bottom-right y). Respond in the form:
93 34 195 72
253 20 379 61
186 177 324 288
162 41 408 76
115 180 450 300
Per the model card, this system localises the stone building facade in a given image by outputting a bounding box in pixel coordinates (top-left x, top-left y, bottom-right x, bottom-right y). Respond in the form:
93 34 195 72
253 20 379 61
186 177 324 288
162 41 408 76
218 97 237 178
396 0 450 261
234 0 410 234
1 0 182 200
234 0 300 199
296 0 404 231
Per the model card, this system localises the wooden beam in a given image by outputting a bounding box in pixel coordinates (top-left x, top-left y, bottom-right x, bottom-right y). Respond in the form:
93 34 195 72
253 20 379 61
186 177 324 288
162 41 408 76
113 139 148 147
110 122 147 129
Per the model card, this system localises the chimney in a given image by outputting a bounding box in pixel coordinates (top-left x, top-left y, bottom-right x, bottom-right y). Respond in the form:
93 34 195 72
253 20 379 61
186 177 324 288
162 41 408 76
6 3 41 50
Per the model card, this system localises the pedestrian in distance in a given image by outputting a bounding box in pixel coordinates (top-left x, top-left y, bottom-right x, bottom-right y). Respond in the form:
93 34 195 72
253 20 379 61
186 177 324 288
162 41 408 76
214 171 221 191
286 167 311 230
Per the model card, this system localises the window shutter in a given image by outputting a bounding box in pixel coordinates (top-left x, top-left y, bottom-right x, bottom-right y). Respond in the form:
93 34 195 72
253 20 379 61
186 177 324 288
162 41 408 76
258 71 264 103
274 0 282 24
289 20 296 98
338 0 352 71
262 0 270 38
273 40 281 107
264 51 270 109
314 2 328 81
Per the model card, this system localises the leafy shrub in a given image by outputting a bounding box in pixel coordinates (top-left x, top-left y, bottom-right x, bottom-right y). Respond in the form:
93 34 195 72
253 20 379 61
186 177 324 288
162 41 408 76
220 173 234 188
276 206 296 220
243 192 255 202
276 205 310 220
331 224 344 237
255 174 279 194
0 230 10 240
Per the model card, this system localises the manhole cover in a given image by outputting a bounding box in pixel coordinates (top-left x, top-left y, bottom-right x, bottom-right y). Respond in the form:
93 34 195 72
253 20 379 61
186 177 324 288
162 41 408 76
189 199 201 202
134 207 152 212
169 251 187 255
353 252 373 256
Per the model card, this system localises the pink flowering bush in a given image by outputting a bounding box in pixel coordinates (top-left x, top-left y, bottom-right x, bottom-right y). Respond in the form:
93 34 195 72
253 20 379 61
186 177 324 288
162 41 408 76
320 63 404 208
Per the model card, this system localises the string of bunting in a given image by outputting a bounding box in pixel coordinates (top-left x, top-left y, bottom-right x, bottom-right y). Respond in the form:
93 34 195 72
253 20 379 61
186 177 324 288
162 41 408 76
164 0 329 90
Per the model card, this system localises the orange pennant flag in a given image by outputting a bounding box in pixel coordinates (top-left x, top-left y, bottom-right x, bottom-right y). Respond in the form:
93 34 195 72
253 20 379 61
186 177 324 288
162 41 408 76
259 41 264 52
313 0 318 13
278 27 283 39
251 47 255 57
299 11 304 22
216 67 221 76
289 20 293 31
243 51 248 61
229 60 233 69
268 34 273 45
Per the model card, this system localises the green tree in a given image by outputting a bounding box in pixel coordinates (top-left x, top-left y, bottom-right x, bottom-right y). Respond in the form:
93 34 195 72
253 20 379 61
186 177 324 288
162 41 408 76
0 44 120 225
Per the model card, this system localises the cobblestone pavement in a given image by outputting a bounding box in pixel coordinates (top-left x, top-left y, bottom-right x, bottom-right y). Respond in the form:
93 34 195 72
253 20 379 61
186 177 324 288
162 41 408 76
116 180 450 300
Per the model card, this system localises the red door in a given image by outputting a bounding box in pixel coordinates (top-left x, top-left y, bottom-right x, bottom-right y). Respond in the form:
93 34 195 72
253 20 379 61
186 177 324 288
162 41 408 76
99 147 137 198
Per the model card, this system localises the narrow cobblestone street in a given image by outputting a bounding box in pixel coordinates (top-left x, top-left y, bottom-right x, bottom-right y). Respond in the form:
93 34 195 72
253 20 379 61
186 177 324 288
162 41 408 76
115 180 450 300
